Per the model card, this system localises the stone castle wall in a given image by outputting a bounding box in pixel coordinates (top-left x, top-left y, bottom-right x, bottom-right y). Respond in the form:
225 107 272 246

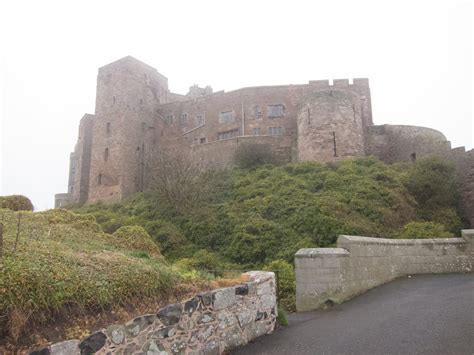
31 271 277 355
71 114 94 204
191 135 294 169
87 57 171 203
295 230 474 312
297 89 366 162
366 124 474 226
55 56 472 226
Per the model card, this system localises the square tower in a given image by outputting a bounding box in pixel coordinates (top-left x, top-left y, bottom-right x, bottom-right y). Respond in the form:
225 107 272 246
88 56 169 203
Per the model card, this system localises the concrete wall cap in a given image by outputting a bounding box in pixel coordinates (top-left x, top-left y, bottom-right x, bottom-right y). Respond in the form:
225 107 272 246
295 248 350 258
337 235 466 246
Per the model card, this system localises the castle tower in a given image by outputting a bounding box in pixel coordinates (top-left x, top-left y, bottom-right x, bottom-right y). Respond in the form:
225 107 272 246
297 79 371 162
87 56 170 203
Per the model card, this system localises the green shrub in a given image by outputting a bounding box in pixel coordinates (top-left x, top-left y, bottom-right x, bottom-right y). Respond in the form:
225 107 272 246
234 143 277 169
277 306 289 326
264 259 296 312
112 225 162 257
175 249 230 275
143 220 188 255
0 195 33 211
398 221 453 239
0 209 183 341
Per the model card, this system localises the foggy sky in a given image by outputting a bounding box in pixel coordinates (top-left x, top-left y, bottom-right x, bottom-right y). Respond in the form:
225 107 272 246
1 0 472 210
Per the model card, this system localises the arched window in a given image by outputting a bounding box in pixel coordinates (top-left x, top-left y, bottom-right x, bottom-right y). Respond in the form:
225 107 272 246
104 148 109 161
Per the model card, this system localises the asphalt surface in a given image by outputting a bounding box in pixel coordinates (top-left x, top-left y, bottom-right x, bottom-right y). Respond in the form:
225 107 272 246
233 274 474 355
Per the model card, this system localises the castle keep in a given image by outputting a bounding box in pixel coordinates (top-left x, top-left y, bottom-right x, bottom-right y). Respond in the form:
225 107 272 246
55 56 474 226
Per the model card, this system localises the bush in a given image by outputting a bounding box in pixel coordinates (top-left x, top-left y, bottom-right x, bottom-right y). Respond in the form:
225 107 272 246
143 220 188 255
0 195 33 211
264 259 296 312
234 143 277 169
277 306 289 326
0 209 183 342
112 225 162 257
398 221 453 239
175 249 230 275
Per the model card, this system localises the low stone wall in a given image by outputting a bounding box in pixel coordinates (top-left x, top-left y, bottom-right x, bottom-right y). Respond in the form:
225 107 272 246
296 230 474 311
31 271 276 355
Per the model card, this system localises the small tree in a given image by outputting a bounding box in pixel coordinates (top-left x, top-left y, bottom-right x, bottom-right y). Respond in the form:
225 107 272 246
398 221 453 239
234 143 277 169
149 148 206 214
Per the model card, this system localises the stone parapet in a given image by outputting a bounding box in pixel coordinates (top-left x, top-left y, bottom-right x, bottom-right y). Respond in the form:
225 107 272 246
30 271 276 355
296 232 474 311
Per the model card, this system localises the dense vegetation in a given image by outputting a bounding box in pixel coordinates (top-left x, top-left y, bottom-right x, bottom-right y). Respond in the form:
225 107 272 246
0 195 34 211
0 156 464 347
72 157 465 310
0 208 209 345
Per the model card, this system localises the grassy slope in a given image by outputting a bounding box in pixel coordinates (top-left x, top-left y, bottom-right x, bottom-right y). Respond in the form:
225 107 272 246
76 158 455 267
0 209 205 345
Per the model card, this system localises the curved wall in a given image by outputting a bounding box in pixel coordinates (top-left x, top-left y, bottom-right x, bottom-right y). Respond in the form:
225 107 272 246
366 124 450 163
297 89 366 162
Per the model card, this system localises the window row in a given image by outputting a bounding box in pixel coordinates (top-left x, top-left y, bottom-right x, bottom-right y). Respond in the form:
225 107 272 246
252 127 284 135
218 129 240 140
164 104 285 128
164 114 205 126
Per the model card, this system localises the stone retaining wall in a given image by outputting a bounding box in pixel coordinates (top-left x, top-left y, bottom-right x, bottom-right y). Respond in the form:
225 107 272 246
31 271 276 355
296 230 474 311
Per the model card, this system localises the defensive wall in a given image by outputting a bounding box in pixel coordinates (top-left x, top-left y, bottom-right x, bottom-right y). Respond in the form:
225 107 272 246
295 230 474 312
55 56 473 230
367 124 474 226
191 135 294 169
31 271 276 355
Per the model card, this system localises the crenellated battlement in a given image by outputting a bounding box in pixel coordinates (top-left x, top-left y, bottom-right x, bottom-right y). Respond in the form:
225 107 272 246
308 78 369 88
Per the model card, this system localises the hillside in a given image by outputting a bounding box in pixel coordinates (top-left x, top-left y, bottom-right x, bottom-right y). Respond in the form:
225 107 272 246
1 157 463 350
74 157 464 268
0 209 212 351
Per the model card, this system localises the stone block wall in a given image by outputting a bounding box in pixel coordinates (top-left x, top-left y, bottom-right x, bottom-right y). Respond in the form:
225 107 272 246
295 231 474 311
366 124 474 227
31 271 276 355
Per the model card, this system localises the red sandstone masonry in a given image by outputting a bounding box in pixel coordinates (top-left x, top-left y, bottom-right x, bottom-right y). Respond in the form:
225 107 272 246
55 56 471 229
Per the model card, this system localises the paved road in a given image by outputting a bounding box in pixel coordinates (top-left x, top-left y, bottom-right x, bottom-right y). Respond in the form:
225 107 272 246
234 274 474 355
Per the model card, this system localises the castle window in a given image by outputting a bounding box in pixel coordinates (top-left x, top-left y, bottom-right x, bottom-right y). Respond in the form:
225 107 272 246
218 129 240 140
106 122 111 135
196 114 205 126
253 105 262 119
140 99 143 105
98 174 102 185
113 96 116 104
104 148 109 161
268 127 283 135
200 137 207 144
411 152 417 161
253 127 261 136
165 115 173 125
219 110 234 124
267 104 285 118
180 113 188 125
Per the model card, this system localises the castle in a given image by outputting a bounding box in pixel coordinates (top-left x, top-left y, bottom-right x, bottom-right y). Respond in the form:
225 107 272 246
55 56 474 226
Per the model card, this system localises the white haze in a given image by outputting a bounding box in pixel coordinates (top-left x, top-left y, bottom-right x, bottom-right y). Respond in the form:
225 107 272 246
0 0 472 210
